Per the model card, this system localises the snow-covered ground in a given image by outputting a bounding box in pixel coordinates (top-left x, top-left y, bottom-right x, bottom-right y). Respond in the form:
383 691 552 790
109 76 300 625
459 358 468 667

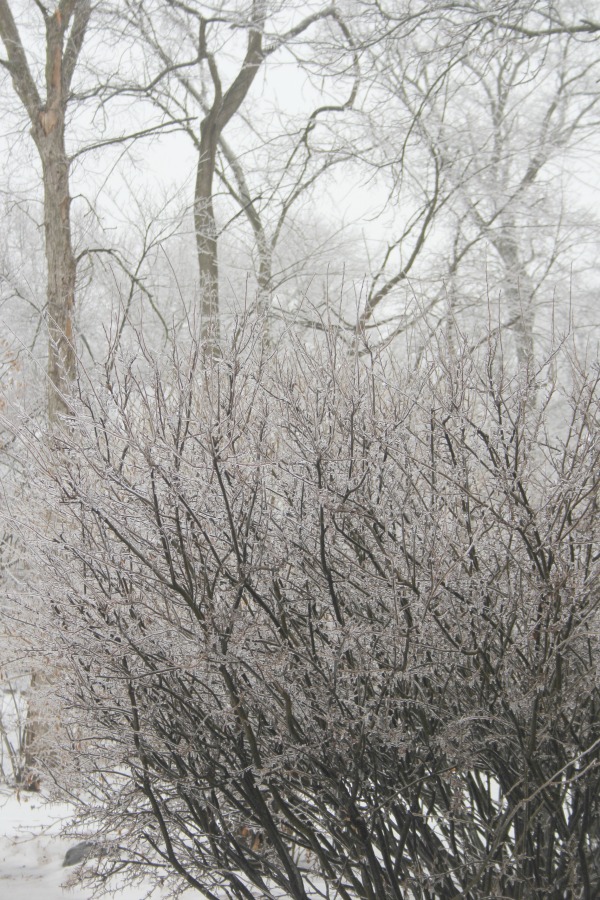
0 789 316 900
0 684 98 898
0 682 175 898
0 789 93 900
0 789 198 900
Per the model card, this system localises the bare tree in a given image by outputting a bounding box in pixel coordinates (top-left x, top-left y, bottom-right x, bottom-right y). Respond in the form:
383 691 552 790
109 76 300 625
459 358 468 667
332 0 600 357
123 0 357 346
489 0 600 38
433 18 600 366
0 0 92 420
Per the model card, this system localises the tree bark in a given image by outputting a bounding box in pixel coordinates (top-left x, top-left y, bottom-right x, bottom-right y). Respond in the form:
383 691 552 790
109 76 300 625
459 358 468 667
493 223 535 370
195 9 264 350
0 0 90 782
196 114 221 350
35 124 77 420
0 0 91 420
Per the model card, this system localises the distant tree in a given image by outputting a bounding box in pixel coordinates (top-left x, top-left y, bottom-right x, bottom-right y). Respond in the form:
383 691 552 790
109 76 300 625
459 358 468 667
25 317 600 899
337 0 600 357
124 0 357 346
426 5 600 366
0 0 92 420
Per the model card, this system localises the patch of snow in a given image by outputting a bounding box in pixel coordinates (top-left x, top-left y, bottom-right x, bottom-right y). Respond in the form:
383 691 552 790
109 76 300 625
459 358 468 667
0 790 90 900
0 789 197 900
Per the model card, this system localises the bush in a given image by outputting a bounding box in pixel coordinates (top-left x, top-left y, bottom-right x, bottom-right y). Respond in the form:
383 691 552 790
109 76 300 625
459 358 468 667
28 322 600 899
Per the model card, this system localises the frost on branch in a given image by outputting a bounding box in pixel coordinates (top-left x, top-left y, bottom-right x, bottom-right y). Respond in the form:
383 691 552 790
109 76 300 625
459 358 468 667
28 323 600 899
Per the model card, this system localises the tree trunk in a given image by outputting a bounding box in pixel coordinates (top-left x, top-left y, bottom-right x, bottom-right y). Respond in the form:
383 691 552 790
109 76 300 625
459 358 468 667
0 0 90 421
494 225 535 371
0 0 90 783
37 130 77 421
193 10 265 351
196 118 220 352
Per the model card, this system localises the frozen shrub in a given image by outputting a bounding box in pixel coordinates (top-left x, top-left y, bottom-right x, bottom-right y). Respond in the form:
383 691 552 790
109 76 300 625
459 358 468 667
26 322 600 899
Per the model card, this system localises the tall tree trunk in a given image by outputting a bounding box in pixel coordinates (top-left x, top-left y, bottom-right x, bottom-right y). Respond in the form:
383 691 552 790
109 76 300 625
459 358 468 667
0 0 90 421
0 0 90 782
37 128 77 420
194 7 265 350
196 118 220 351
494 225 535 371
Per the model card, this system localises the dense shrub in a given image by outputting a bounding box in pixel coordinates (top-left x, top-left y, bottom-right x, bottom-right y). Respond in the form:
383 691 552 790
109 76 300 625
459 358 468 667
27 323 600 899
